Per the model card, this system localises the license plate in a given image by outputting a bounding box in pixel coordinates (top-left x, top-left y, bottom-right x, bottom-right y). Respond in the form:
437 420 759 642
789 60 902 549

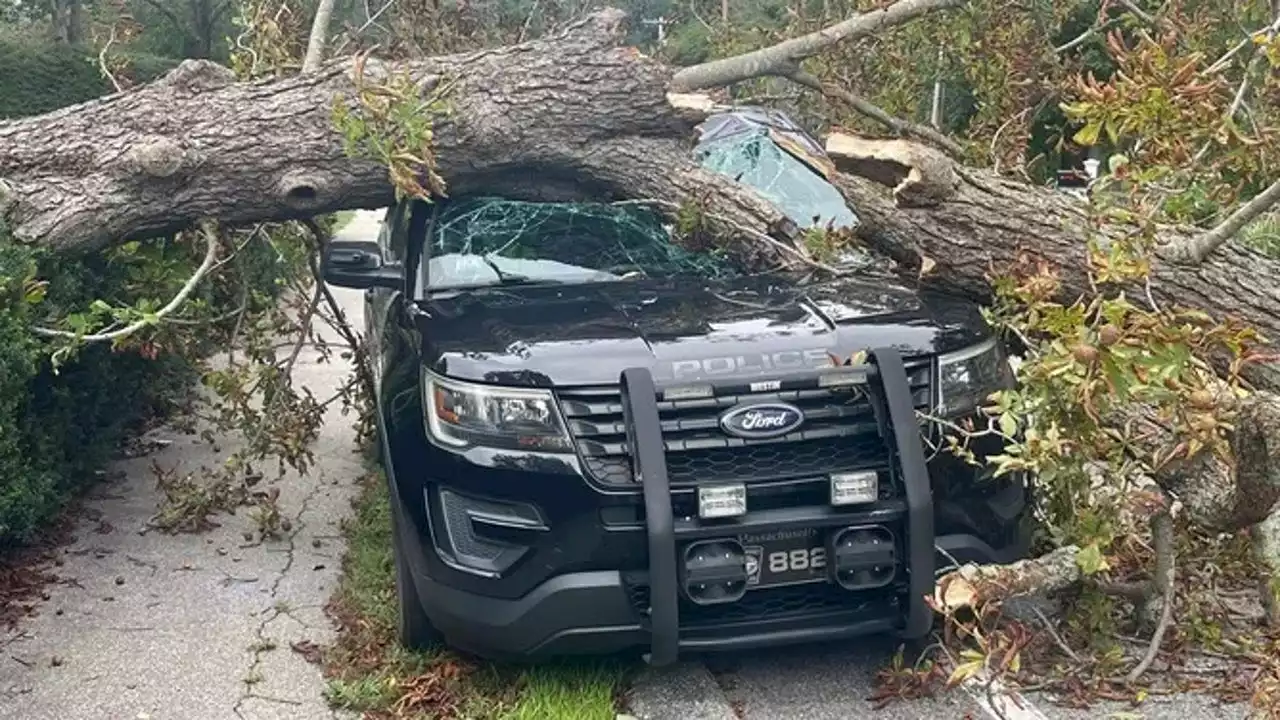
739 528 828 589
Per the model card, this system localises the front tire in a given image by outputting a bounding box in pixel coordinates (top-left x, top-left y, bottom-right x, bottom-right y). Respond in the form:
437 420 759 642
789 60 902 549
391 513 442 650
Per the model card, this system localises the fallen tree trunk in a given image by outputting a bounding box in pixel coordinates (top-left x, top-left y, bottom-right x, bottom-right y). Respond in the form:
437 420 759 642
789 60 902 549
5 8 1280 391
823 135 1280 381
0 9 793 259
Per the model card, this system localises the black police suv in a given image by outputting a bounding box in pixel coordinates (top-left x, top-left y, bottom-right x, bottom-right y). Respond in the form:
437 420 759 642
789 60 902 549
322 108 1032 665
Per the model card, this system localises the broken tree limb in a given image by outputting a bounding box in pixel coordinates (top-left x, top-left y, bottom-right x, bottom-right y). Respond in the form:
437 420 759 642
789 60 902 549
32 219 222 343
785 69 965 157
822 132 1280 390
302 0 338 73
669 0 963 91
826 133 959 207
1165 177 1280 264
6 5 1280 395
934 545 1083 613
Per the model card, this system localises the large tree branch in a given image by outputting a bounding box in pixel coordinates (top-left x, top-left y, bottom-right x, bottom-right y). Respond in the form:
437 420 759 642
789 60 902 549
303 0 339 73
32 220 221 343
1164 178 1280 264
8 5 1280 395
822 132 1280 390
785 69 964 157
669 0 962 91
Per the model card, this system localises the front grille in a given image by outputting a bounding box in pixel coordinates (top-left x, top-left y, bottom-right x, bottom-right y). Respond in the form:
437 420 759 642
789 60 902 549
626 582 900 627
560 361 932 486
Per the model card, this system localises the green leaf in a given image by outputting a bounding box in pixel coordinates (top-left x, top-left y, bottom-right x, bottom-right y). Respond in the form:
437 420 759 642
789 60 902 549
1076 543 1109 575
23 282 47 306
1104 118 1119 145
947 659 984 686
999 413 1017 438
1073 121 1102 146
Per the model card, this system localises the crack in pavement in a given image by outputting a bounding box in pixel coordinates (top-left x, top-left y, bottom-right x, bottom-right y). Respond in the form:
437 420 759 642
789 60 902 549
232 470 328 720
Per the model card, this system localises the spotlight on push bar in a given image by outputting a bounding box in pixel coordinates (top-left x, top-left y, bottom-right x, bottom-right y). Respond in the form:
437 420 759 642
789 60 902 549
830 471 878 506
698 483 747 519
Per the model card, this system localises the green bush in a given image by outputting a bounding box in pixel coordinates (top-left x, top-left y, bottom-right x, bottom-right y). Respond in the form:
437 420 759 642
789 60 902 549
0 31 178 119
0 238 194 543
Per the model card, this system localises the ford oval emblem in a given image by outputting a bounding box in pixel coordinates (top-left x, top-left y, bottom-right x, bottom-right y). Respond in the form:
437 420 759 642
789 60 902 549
719 402 805 439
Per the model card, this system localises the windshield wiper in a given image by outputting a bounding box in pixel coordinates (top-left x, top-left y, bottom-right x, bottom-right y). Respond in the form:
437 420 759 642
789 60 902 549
480 254 534 285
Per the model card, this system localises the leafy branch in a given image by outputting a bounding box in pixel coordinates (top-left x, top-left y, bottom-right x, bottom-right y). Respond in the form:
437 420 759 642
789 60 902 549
331 54 455 201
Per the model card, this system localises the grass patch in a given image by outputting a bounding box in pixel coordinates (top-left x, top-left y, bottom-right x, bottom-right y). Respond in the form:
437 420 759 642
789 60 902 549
323 462 633 719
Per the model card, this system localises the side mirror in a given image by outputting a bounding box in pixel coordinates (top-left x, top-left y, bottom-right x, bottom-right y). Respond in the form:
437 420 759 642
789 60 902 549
322 240 404 290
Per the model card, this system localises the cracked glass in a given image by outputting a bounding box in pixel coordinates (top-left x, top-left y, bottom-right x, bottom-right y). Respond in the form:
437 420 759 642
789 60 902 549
419 109 869 291
693 107 861 233
423 198 739 290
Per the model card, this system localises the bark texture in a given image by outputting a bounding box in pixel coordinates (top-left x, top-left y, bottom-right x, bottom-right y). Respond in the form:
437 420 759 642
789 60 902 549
0 10 791 257
824 136 1280 386
935 545 1083 612
5 6 1280 383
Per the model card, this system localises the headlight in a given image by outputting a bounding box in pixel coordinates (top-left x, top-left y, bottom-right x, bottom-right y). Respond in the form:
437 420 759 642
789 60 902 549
423 371 572 452
936 338 1011 418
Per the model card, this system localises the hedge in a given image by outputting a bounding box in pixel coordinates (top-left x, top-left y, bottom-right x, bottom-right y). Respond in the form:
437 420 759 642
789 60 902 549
0 241 200 542
0 31 178 119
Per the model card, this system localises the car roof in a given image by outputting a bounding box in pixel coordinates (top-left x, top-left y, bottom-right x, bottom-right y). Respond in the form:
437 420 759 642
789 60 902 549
694 106 838 180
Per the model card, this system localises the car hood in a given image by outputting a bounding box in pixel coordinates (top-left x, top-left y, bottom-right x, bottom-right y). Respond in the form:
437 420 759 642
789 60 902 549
415 274 990 387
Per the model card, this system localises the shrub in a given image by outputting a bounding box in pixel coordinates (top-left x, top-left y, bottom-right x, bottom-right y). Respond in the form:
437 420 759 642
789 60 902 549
0 34 255 544
0 237 193 543
0 31 178 119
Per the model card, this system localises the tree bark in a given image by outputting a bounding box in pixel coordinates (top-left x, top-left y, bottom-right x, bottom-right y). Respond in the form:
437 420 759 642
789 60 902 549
0 9 792 259
822 136 1280 384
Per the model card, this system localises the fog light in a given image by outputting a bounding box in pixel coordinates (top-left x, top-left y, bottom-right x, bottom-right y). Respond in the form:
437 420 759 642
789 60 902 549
681 540 748 605
830 471 878 505
698 483 747 519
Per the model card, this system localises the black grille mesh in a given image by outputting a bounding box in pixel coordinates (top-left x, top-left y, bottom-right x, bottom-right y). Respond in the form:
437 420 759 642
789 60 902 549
560 363 931 486
626 582 899 627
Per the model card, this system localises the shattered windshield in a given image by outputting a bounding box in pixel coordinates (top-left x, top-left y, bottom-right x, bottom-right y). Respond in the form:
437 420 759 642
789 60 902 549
422 198 738 291
694 109 860 232
420 109 871 292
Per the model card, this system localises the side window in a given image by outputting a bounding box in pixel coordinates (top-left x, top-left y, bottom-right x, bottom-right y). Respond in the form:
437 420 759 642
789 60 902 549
376 205 397 258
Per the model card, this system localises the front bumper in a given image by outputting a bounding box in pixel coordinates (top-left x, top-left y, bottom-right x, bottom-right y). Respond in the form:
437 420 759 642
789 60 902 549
396 492 1022 659
393 347 1029 662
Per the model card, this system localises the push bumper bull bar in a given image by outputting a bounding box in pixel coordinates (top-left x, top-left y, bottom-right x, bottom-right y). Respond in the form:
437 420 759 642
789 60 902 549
619 347 936 667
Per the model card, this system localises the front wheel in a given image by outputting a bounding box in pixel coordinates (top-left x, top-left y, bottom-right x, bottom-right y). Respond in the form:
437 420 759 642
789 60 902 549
391 510 442 650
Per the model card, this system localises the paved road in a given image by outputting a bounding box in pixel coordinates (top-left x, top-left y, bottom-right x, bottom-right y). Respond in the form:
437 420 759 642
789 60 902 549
0 216 378 720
